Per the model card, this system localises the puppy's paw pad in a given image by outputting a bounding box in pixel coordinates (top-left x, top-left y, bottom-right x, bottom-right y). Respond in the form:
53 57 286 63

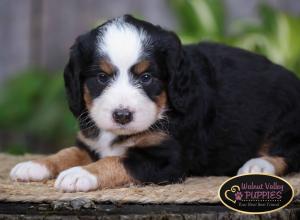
237 158 275 175
10 161 51 181
54 167 98 192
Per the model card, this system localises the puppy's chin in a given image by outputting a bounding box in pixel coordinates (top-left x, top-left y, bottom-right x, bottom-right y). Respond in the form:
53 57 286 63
108 128 140 136
103 123 151 136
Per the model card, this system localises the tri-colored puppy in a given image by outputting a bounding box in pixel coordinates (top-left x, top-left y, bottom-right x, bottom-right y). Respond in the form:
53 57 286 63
10 15 300 192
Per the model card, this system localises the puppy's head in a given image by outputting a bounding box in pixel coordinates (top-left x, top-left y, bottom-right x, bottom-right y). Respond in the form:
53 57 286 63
64 15 183 135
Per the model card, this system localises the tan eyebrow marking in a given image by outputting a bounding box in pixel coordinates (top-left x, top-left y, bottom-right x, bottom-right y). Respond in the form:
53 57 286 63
133 60 150 75
99 60 114 75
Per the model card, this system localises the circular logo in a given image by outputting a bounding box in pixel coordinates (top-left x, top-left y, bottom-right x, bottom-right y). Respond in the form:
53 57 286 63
218 174 294 214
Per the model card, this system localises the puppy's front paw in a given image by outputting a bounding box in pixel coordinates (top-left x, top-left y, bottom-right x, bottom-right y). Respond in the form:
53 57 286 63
237 158 275 175
54 167 98 192
10 161 51 181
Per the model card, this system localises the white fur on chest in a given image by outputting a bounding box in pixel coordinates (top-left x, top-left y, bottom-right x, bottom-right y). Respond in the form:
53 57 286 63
78 131 130 158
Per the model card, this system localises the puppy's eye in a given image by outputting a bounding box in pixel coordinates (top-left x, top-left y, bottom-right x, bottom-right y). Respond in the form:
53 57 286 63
139 73 152 85
98 73 110 84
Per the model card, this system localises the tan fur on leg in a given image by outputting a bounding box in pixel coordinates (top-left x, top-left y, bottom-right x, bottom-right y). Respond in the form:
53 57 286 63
262 156 287 176
83 156 137 189
35 147 93 177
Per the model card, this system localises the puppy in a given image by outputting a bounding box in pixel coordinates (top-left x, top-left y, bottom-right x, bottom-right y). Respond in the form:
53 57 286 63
10 15 300 192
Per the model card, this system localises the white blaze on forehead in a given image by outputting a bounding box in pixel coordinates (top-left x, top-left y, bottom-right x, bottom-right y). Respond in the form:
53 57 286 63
97 19 148 71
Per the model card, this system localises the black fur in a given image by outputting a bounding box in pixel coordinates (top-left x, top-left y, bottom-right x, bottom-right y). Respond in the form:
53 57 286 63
64 15 300 184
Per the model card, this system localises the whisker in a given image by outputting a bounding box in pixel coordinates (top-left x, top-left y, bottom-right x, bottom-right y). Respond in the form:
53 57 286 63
79 124 97 132
77 111 89 120
78 115 91 123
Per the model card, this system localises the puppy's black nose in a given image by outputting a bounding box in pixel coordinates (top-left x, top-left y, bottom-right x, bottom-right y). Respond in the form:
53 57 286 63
112 108 133 125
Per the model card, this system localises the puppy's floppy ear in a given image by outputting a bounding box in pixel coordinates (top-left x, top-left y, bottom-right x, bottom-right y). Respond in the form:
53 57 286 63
64 32 95 117
64 48 83 117
162 31 189 114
